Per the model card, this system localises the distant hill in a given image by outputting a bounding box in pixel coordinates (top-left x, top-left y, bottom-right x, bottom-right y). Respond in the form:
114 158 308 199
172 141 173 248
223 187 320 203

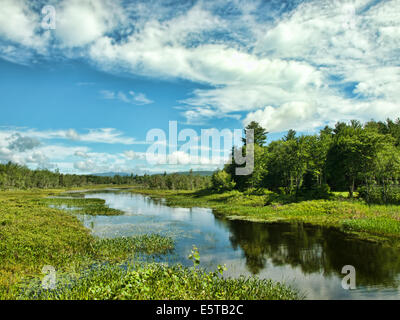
172 170 214 176
91 172 132 177
91 170 214 177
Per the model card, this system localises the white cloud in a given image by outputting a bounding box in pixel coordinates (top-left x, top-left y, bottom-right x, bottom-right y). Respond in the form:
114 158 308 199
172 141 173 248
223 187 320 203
123 150 140 160
247 0 400 131
130 91 153 105
1 0 399 134
244 102 323 133
74 150 89 158
7 133 41 152
55 0 126 47
0 128 141 173
100 89 153 105
0 127 226 174
73 159 95 171
0 0 43 48
13 127 137 145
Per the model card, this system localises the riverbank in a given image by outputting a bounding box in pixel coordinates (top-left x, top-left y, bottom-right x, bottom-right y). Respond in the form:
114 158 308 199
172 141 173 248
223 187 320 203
129 188 400 244
0 188 299 300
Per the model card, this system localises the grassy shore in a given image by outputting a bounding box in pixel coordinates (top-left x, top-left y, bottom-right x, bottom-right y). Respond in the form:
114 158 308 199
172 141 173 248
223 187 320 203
0 188 299 300
130 188 400 243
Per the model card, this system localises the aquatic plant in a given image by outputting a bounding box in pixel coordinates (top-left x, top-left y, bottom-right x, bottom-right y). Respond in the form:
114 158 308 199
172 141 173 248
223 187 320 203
42 197 124 216
18 262 299 300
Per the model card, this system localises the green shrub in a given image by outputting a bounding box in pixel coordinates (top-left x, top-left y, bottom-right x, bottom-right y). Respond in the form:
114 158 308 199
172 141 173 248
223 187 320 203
359 185 400 204
211 170 236 192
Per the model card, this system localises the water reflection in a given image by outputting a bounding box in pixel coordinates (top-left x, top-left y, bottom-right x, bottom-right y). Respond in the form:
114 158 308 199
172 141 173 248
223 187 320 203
224 220 400 287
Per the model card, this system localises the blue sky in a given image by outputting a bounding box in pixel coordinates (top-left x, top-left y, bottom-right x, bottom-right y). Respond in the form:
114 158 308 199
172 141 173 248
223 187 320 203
0 0 399 174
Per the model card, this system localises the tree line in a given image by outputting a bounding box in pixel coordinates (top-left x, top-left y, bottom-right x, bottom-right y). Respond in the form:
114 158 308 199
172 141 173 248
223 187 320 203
134 171 211 190
212 119 400 204
0 163 211 190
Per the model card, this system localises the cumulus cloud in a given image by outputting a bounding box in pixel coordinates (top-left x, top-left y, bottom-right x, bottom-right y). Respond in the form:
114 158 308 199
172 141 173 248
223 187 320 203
244 102 323 133
86 0 400 131
123 150 147 160
65 129 80 140
55 0 127 47
248 0 400 131
0 0 46 49
0 128 137 173
73 159 95 171
74 150 89 158
72 151 138 174
7 133 41 152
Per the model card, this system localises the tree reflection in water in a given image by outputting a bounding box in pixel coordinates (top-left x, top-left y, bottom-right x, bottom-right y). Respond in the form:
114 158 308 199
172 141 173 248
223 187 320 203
221 219 400 287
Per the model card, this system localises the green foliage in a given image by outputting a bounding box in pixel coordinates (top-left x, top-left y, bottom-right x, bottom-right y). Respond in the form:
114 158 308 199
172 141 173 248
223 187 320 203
19 262 299 300
283 129 297 141
135 172 211 190
227 144 268 191
211 170 235 191
0 162 211 191
242 121 268 146
326 123 391 197
221 119 400 202
0 162 132 189
359 186 400 205
296 184 331 201
42 197 124 216
188 245 200 268
91 235 174 263
0 189 298 300
0 189 177 299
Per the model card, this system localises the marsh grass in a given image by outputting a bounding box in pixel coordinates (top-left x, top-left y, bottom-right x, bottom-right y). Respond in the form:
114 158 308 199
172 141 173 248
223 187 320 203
0 190 172 299
42 197 124 216
0 190 94 298
1 188 298 300
91 235 174 263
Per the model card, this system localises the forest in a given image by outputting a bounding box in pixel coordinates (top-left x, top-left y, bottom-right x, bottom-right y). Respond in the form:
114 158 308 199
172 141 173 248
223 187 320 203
0 162 211 190
212 118 400 205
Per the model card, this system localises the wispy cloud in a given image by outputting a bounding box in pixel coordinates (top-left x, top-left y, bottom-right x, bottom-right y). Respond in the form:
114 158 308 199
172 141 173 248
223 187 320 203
0 127 138 145
100 90 153 105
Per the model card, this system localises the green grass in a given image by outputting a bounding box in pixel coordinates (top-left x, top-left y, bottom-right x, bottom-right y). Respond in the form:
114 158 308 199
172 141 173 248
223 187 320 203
19 263 299 300
0 190 94 298
42 197 124 216
130 188 400 243
0 190 173 298
91 235 174 263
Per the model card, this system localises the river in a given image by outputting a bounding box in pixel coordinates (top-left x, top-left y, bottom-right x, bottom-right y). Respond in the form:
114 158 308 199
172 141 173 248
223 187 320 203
77 190 400 299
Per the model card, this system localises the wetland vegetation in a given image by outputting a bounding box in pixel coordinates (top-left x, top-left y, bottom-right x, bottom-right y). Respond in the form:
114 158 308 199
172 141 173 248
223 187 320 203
0 189 298 300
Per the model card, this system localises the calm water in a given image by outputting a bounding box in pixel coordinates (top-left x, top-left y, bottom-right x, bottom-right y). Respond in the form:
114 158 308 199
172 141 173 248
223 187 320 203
78 190 400 300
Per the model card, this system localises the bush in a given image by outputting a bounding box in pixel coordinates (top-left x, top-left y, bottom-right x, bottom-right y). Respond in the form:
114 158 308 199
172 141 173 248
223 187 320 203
297 183 331 200
359 185 400 204
211 170 236 192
